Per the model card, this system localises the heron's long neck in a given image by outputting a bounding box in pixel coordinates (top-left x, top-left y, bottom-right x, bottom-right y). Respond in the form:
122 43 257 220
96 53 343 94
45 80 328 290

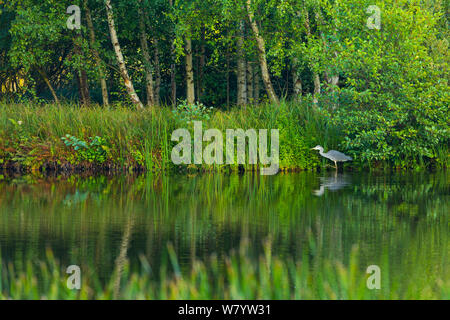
319 148 325 156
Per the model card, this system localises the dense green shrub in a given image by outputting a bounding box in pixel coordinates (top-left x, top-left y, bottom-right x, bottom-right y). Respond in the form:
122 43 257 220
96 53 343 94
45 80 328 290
61 134 110 163
326 0 450 168
276 102 320 170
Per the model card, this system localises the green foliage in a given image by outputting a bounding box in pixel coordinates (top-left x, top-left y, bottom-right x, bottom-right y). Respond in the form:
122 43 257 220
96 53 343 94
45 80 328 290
275 102 318 169
324 0 450 168
61 134 110 163
335 105 450 169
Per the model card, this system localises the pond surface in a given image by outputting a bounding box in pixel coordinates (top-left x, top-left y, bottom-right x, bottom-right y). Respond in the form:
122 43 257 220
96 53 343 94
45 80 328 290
0 171 448 289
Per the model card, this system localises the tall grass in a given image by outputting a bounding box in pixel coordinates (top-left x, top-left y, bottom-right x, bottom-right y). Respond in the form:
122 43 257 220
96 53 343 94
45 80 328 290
0 100 447 172
0 101 338 172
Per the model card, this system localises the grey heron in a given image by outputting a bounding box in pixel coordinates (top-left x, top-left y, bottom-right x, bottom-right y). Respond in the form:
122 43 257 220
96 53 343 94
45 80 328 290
311 145 352 170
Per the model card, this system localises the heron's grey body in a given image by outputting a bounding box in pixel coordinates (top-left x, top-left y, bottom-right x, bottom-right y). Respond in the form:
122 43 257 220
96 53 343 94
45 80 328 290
311 145 352 169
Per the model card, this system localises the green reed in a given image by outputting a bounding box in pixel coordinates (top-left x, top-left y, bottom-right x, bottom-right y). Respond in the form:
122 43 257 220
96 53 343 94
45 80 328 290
0 101 345 172
0 240 448 300
1 100 448 172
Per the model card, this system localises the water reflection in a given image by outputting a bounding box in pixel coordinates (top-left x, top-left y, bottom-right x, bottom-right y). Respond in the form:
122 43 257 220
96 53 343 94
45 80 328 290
0 171 447 286
313 172 351 196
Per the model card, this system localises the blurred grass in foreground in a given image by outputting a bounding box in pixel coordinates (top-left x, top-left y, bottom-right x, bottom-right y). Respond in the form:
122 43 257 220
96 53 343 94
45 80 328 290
1 240 448 300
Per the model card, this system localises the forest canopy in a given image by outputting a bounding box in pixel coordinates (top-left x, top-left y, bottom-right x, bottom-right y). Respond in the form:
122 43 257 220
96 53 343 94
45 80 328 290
0 0 448 168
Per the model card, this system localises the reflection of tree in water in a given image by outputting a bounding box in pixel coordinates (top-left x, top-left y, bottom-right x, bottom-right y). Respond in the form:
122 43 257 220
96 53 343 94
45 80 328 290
0 171 447 286
313 172 351 196
350 172 449 218
112 214 134 299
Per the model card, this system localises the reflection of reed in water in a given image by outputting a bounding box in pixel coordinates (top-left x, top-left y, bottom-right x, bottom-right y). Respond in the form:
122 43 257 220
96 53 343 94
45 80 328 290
112 215 134 299
313 172 351 196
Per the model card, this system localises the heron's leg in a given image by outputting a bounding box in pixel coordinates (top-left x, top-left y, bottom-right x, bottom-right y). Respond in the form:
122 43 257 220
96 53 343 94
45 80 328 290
334 161 338 170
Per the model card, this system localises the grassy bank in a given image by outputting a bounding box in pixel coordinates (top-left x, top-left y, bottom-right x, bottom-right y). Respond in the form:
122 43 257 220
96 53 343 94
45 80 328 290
1 240 448 300
0 101 447 173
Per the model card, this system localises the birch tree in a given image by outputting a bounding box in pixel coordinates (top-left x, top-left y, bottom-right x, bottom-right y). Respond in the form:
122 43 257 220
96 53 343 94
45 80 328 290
105 0 144 109
245 0 279 104
303 7 321 104
138 0 155 106
185 35 195 104
169 0 177 107
236 20 247 106
84 0 109 106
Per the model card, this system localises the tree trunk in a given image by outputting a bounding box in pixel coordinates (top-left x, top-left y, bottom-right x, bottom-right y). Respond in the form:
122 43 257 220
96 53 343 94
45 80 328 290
254 67 260 104
76 70 89 106
197 25 206 102
325 71 339 91
195 46 200 101
317 9 339 108
37 68 59 104
246 0 279 105
185 36 195 105
154 39 161 106
313 73 321 104
80 69 90 105
226 48 230 107
325 70 339 109
304 9 320 104
247 62 254 104
84 0 108 106
138 1 155 106
169 0 176 107
292 70 302 102
171 55 176 107
72 32 90 106
236 20 247 106
105 0 144 109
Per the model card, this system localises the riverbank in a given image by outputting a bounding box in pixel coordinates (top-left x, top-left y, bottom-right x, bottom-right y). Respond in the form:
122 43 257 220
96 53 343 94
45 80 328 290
0 102 447 174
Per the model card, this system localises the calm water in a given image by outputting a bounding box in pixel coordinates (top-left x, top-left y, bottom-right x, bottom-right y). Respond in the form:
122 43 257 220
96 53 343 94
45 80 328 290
0 171 448 285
